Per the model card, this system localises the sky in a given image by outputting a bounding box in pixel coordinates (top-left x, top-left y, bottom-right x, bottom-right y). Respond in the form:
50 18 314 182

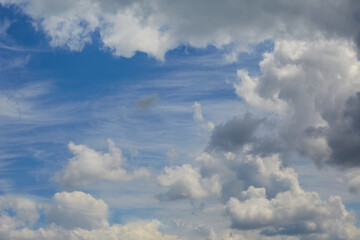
1 0 360 239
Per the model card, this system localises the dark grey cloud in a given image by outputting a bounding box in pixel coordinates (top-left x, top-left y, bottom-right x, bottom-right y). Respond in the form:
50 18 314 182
207 113 263 152
304 126 328 139
206 113 282 157
325 92 360 168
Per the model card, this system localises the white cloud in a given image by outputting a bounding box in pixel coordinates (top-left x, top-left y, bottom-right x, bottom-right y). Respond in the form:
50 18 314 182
226 188 359 238
0 195 39 232
157 164 210 200
54 139 150 188
196 152 301 201
193 102 214 132
0 192 183 240
47 191 108 230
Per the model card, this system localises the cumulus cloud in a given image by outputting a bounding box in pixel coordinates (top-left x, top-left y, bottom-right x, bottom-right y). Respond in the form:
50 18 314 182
0 195 39 232
47 191 108 230
226 188 358 239
235 39 360 167
197 152 300 202
156 141 360 239
157 164 220 200
54 139 150 188
345 169 360 194
0 192 182 240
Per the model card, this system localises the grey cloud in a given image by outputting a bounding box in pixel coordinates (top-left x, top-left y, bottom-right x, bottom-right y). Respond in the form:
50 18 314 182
207 113 263 152
206 113 281 156
325 92 360 167
197 152 300 202
135 94 158 110
235 39 360 167
346 169 360 194
303 126 328 139
191 151 360 239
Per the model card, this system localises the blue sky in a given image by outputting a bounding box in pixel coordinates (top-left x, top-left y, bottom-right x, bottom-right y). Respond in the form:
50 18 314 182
1 1 360 239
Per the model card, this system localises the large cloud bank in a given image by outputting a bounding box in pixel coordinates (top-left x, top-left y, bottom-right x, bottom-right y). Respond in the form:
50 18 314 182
1 0 360 59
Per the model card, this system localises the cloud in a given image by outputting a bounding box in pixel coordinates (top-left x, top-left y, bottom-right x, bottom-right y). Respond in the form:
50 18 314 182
197 150 360 239
0 195 39 232
155 146 360 238
54 139 150 188
207 113 263 152
197 152 300 202
0 192 182 240
47 191 108 230
157 164 213 200
345 169 360 194
0 82 47 118
193 102 214 132
2 0 360 59
226 188 357 238
325 92 360 167
235 39 360 167
136 94 159 110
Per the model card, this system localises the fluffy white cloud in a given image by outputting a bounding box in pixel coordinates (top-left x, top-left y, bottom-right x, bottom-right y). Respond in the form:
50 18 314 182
54 139 150 188
0 195 39 233
226 188 359 239
47 191 108 230
0 192 183 240
157 164 220 200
